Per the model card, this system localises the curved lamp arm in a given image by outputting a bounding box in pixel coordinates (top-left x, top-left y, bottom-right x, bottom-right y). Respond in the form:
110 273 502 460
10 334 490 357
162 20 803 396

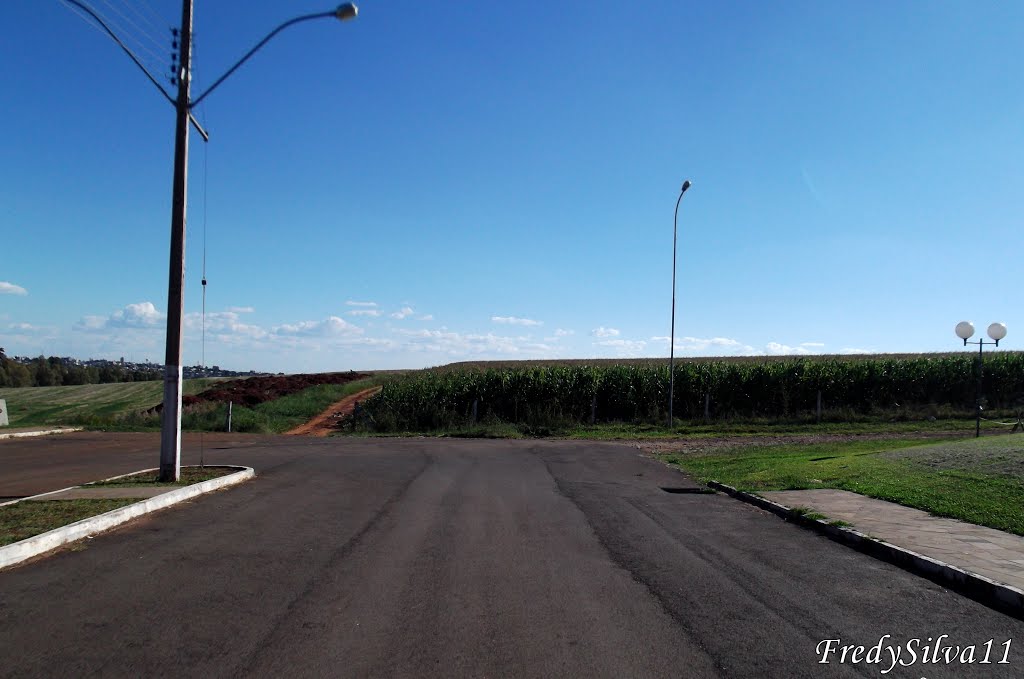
190 3 358 109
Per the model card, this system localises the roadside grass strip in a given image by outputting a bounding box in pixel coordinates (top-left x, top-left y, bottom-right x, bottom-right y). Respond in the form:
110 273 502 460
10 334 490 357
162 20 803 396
0 466 254 569
663 437 1024 536
1 499 139 547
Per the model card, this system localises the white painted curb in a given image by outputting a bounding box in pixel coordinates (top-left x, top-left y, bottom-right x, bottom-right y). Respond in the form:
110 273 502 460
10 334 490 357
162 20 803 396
0 427 83 440
707 481 1024 620
0 466 254 570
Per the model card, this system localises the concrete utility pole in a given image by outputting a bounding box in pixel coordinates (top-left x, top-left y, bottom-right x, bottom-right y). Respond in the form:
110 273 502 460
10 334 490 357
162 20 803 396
159 0 194 483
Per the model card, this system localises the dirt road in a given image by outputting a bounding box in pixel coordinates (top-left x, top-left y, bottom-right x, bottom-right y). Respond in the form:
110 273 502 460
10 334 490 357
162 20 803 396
285 386 383 437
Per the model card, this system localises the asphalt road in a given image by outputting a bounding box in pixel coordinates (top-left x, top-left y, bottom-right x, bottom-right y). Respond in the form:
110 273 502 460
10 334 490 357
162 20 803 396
1 434 1022 678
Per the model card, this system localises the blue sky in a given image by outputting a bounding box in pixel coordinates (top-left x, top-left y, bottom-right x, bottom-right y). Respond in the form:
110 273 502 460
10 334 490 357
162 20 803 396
2 1 1022 372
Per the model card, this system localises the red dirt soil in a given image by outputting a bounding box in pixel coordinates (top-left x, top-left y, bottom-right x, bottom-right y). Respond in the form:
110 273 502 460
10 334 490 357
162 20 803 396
285 386 383 437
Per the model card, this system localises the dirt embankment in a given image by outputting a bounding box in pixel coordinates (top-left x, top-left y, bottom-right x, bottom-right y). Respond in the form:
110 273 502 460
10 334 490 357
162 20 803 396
150 372 371 413
285 386 383 437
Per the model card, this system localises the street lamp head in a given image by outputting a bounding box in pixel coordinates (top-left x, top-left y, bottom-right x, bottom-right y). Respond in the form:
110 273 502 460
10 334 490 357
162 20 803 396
987 322 1007 342
680 180 692 194
955 321 975 341
335 3 358 20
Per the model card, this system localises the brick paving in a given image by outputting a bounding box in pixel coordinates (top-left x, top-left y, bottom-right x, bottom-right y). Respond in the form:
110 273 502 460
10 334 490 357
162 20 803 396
760 488 1024 591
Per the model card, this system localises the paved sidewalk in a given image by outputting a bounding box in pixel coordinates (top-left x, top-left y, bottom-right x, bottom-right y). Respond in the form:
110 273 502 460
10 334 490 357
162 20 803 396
760 488 1024 592
28 486 172 501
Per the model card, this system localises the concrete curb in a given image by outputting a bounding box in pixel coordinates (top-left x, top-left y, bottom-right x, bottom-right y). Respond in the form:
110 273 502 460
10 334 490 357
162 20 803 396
0 427 83 440
0 466 255 570
707 481 1024 621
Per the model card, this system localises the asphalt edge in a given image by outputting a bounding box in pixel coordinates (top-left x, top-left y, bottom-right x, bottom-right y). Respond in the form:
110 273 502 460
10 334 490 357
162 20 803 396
0 427 84 440
706 480 1024 621
0 466 255 570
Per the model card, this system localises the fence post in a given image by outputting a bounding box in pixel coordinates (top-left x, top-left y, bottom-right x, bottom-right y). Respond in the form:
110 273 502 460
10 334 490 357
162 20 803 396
704 393 710 423
817 390 822 424
472 398 478 423
225 401 233 433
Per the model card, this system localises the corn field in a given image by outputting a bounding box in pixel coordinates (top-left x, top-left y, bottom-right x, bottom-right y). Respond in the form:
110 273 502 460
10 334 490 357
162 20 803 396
361 353 1024 430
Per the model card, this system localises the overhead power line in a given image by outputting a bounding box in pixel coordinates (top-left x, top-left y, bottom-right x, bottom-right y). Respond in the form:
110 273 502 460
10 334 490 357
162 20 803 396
58 0 175 105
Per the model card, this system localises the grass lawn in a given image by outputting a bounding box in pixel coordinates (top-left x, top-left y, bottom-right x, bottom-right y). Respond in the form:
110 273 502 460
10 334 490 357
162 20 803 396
0 499 139 547
353 417 979 440
562 418 979 439
0 378 226 428
663 435 1024 536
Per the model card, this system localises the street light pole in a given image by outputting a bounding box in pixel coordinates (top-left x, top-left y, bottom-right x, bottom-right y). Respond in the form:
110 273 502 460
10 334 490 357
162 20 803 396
60 1 358 482
159 0 194 482
955 321 1007 439
157 2 359 481
668 179 691 429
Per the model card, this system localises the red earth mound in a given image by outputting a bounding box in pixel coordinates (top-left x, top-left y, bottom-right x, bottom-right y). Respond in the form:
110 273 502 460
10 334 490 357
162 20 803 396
153 372 370 412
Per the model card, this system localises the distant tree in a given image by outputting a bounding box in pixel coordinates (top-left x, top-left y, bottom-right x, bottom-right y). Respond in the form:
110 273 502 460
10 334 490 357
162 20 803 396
98 365 124 383
7 362 32 387
62 364 91 386
33 356 60 387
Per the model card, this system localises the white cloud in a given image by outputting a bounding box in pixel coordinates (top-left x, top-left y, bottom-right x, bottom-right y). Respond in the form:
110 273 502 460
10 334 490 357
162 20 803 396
8 322 37 331
0 281 28 296
491 316 542 326
273 316 363 337
594 338 648 357
77 302 165 331
348 309 382 317
800 342 825 348
226 306 255 314
185 311 267 340
416 314 434 321
841 347 872 355
545 328 574 342
591 327 620 338
765 342 812 356
391 306 415 320
597 339 647 350
651 336 758 355
396 328 552 357
346 300 378 307
110 302 164 328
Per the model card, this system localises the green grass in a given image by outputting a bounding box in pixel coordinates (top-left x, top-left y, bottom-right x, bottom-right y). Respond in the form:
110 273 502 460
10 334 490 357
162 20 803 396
348 417 978 440
663 436 1024 536
0 379 227 428
0 499 139 547
560 418 979 439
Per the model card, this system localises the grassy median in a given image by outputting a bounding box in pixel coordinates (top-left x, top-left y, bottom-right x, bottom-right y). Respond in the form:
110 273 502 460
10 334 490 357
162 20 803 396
0 499 139 547
0 466 238 548
663 435 1024 536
